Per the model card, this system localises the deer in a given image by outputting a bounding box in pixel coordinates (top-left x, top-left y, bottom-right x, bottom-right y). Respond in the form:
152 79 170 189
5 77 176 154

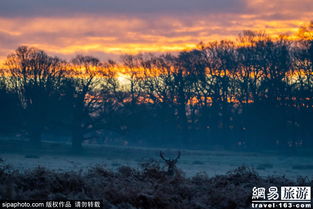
160 151 181 176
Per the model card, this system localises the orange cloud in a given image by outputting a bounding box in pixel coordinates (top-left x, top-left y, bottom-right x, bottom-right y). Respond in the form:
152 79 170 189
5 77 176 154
0 0 312 62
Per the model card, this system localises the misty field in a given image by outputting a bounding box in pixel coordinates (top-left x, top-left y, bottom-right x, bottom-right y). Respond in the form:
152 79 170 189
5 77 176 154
1 139 313 179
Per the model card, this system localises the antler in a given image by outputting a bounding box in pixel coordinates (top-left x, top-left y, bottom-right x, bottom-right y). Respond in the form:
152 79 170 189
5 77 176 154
175 151 181 161
160 151 167 161
160 151 180 161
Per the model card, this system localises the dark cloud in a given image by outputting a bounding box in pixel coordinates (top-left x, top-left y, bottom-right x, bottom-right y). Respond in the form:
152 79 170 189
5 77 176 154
0 0 247 17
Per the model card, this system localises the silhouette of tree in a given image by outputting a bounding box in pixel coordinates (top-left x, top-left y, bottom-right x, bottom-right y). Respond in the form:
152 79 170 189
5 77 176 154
1 21 313 151
0 73 21 134
64 55 103 152
5 46 66 146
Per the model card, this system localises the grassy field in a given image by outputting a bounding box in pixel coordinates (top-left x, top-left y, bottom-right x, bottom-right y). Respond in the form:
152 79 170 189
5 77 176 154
1 139 313 179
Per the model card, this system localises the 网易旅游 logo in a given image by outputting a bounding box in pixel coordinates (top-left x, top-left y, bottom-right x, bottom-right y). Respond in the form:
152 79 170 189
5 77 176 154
251 186 311 208
281 187 311 201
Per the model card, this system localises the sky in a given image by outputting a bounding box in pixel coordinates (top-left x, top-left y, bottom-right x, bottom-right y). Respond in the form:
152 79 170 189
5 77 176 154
0 0 312 62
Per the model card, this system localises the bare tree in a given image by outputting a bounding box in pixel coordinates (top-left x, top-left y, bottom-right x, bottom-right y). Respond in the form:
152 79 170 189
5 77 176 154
5 46 66 146
65 55 102 152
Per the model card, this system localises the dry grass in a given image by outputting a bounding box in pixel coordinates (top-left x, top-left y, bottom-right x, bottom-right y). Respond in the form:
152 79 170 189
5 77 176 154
0 160 312 209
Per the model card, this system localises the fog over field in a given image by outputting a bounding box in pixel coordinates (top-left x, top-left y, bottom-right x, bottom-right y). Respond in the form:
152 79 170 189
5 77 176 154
1 140 313 179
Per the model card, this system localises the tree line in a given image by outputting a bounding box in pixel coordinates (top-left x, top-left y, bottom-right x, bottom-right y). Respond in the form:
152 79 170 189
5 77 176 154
0 23 312 151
